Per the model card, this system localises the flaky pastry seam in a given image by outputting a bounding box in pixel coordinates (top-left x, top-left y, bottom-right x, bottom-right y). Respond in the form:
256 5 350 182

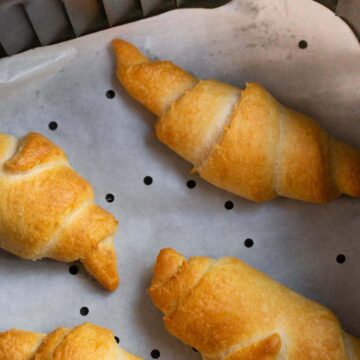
164 259 218 318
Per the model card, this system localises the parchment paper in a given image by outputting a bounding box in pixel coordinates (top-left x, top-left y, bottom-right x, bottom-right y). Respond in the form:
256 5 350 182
0 0 359 358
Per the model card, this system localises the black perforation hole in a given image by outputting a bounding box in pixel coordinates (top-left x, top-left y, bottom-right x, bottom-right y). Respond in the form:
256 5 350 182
69 264 79 275
114 336 120 344
151 350 160 359
192 347 199 352
224 200 234 210
336 254 346 264
106 193 115 203
187 180 196 189
144 176 153 185
244 239 254 248
80 307 89 316
49 121 58 131
298 40 308 49
106 90 115 99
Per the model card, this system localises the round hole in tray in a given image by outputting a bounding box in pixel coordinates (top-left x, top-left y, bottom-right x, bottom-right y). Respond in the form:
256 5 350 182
298 40 308 49
144 176 153 185
69 264 79 275
80 307 89 316
192 347 199 352
187 180 196 189
151 349 160 359
244 238 254 248
106 90 115 99
114 336 120 344
106 193 115 203
224 200 234 210
336 254 346 264
48 121 58 131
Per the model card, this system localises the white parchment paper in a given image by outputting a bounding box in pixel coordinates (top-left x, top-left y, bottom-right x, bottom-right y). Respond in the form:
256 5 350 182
0 0 359 357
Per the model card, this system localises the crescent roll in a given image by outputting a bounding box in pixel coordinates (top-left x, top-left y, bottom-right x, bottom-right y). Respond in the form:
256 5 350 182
0 322 141 359
149 248 360 359
0 132 119 291
113 39 360 203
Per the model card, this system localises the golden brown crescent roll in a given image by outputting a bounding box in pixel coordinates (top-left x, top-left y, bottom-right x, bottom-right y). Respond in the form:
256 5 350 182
149 248 360 359
113 39 360 203
0 322 142 359
0 132 119 291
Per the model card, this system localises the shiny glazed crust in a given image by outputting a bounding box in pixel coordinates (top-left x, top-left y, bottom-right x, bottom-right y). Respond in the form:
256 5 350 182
0 132 119 291
0 323 142 359
113 39 360 203
149 248 360 359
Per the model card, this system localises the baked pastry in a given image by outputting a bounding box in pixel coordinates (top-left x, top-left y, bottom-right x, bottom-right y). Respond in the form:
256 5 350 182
0 132 119 291
113 39 360 203
0 322 141 359
149 248 360 359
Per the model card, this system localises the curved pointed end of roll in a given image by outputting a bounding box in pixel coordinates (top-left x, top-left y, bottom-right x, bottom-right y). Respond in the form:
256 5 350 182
4 132 67 174
149 249 186 314
149 248 186 291
334 141 360 199
112 39 149 69
0 329 45 360
81 236 119 291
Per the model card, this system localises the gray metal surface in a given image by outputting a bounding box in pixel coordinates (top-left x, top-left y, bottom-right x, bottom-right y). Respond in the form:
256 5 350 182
140 0 175 16
62 0 109 36
1 0 356 58
337 0 360 38
0 0 229 56
24 0 74 45
0 3 39 55
176 0 229 7
103 0 142 26
316 0 338 11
